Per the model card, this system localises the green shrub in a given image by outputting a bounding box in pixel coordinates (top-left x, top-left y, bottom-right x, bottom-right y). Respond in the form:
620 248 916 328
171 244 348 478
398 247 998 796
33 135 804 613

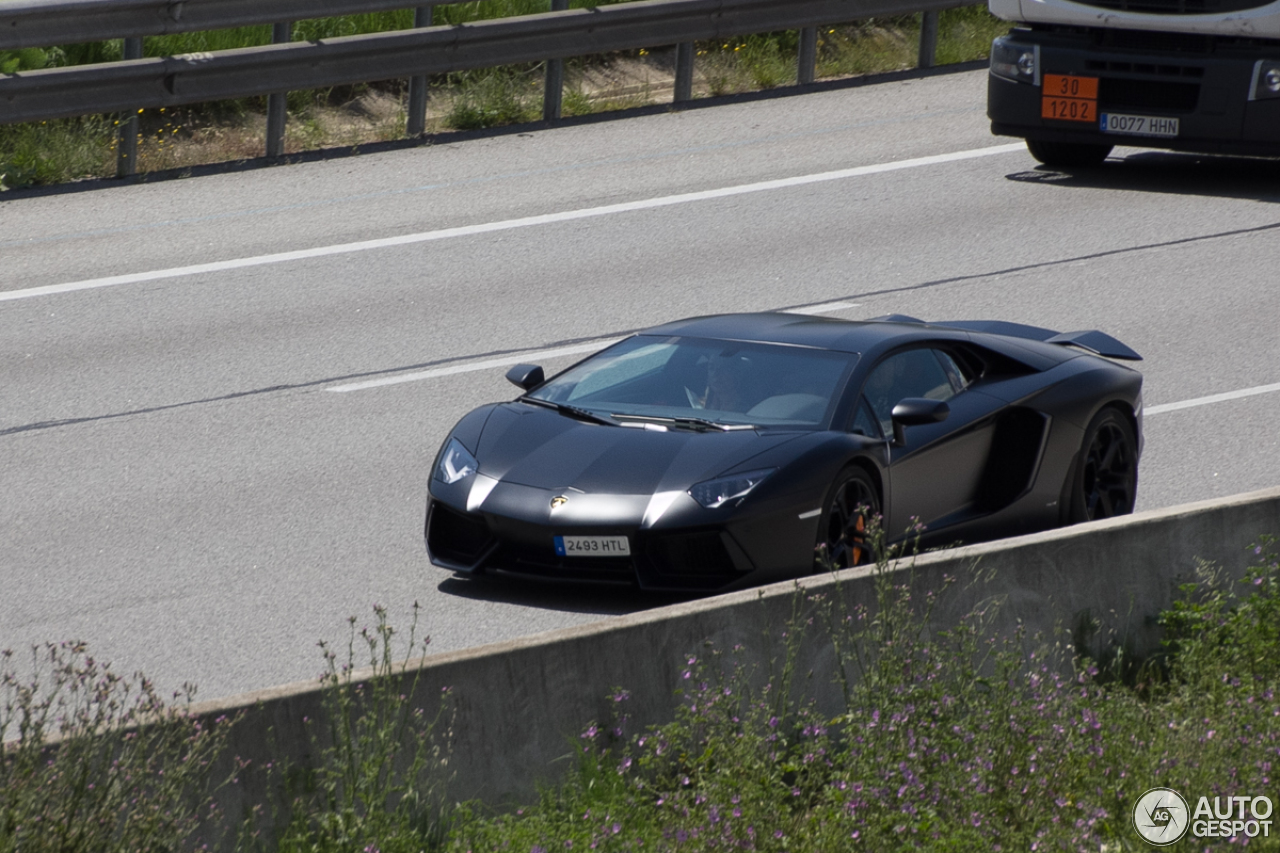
444 531 1280 851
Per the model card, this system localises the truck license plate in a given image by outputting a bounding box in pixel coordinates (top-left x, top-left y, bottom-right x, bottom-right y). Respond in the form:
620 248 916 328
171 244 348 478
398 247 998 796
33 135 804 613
554 535 631 557
1100 113 1180 138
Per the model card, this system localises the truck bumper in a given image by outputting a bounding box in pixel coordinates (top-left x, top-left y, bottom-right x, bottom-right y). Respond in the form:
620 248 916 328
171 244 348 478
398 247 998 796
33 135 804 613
988 29 1280 156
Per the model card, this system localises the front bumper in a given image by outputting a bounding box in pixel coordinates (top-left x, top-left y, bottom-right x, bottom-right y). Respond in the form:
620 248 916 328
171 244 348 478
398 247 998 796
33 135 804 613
989 28 1280 156
425 498 757 592
423 469 823 592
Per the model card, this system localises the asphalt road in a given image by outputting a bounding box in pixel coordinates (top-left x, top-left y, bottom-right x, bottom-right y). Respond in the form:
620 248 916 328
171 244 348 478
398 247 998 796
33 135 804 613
3 66 1280 703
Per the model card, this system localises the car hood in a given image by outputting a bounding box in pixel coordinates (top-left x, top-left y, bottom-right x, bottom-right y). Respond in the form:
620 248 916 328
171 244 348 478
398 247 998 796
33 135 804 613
476 402 804 494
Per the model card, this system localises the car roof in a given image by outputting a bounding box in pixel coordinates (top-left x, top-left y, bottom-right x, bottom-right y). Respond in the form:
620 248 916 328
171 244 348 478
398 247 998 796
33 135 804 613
640 313 965 355
636 312 1145 371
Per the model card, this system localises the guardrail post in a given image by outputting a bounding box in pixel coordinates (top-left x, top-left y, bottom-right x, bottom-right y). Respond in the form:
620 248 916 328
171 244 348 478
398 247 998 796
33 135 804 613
407 6 433 136
797 26 817 85
917 10 939 69
115 37 143 178
673 42 694 103
266 21 291 158
543 0 569 121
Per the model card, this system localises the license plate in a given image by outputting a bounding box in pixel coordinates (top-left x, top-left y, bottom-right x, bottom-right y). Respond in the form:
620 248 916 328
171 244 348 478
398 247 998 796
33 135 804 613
554 535 631 557
1041 74 1098 123
1100 113 1180 138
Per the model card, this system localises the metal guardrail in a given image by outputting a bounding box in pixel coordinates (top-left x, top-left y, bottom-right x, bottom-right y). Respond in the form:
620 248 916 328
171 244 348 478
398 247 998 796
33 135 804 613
0 0 972 174
0 0 454 48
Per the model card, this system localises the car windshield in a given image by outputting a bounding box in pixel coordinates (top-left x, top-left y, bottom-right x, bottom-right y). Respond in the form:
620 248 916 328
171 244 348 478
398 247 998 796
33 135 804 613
526 335 858 429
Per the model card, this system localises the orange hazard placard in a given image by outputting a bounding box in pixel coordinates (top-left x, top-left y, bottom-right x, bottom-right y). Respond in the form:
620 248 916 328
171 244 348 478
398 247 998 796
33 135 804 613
1041 74 1098 123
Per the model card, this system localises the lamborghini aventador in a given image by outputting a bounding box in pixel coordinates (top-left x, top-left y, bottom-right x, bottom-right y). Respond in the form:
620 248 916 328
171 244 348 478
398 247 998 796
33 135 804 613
424 313 1143 592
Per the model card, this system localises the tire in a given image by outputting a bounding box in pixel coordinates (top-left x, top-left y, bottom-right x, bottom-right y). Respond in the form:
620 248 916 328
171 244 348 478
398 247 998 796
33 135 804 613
816 467 880 571
1026 139 1113 168
1068 407 1138 524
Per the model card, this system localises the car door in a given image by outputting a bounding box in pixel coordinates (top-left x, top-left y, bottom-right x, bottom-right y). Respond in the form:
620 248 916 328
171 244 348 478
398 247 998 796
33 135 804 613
860 347 1005 537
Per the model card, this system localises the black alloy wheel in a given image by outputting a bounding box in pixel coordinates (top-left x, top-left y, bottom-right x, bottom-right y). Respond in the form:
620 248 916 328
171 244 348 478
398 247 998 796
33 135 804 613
818 467 880 571
1071 408 1138 523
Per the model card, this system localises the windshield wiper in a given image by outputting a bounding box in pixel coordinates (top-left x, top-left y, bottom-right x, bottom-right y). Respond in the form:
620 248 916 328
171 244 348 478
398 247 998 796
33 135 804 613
519 397 618 426
610 413 754 432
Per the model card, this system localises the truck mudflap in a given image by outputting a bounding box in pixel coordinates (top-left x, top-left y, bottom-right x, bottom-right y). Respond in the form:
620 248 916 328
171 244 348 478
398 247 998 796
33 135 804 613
988 29 1280 160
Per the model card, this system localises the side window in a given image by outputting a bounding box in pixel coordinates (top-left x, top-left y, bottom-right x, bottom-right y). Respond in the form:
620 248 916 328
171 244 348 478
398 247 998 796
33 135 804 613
851 397 881 438
935 350 972 392
863 348 959 435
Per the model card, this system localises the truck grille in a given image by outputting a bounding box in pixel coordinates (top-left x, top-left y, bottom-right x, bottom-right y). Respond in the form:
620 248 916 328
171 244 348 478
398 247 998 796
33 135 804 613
1099 78 1201 112
1096 29 1217 53
1072 0 1269 14
1085 59 1204 78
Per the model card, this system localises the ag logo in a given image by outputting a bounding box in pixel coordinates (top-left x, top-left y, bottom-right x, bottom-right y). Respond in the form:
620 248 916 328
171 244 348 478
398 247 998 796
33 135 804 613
550 495 569 509
1134 787 1190 846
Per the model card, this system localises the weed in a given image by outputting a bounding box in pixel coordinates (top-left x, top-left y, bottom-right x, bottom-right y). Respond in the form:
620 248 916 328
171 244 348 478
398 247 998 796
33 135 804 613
0 642 233 852
0 116 113 189
443 66 541 130
269 603 453 853
443 530 1280 850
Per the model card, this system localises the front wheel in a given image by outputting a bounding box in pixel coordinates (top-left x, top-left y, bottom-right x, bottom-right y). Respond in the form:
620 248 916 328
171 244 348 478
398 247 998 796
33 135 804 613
1026 139 1113 168
1068 407 1138 523
816 467 880 571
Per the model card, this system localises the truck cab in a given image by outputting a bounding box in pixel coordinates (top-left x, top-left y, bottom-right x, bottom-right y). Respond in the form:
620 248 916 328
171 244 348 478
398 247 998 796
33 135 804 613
987 0 1280 164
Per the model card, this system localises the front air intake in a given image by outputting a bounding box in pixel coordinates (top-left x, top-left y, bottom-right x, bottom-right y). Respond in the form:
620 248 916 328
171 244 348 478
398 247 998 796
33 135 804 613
426 502 493 565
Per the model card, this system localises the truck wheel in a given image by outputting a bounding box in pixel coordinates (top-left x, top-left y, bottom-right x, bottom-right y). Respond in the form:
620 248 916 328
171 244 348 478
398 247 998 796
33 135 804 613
1026 139 1113 168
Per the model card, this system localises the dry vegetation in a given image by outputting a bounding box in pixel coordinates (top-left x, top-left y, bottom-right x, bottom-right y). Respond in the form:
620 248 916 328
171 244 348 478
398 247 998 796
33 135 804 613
0 8 1008 189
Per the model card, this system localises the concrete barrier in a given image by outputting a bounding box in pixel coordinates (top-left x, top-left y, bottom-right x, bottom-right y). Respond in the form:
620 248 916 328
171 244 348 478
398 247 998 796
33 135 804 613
184 486 1280 840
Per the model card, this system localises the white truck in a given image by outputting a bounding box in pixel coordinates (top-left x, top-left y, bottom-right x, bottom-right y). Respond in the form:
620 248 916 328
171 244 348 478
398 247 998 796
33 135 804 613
986 0 1280 164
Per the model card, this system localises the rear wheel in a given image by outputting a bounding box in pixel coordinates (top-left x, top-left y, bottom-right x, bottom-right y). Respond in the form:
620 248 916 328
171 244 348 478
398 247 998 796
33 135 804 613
1068 408 1138 523
1026 139 1113 168
817 467 880 571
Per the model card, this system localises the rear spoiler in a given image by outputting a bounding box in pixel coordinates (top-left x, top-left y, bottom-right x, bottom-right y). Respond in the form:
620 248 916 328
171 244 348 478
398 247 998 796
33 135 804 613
866 316 1142 361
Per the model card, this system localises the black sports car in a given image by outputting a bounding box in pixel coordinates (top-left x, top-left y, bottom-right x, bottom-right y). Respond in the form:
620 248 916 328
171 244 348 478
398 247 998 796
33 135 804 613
425 313 1143 592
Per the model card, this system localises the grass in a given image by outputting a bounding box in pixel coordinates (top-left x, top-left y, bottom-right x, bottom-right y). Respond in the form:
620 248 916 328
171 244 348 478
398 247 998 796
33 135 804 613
0 6 1009 188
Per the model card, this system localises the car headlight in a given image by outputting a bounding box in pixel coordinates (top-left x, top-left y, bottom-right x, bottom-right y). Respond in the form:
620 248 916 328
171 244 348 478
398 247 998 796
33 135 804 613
990 37 1039 86
688 468 775 509
434 437 478 485
1250 60 1280 100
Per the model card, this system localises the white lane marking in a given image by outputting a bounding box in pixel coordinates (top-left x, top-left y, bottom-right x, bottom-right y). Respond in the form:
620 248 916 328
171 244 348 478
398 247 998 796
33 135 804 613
326 299 864 392
327 340 623 393
797 508 823 520
1146 382 1280 415
1 144 1025 304
784 301 859 315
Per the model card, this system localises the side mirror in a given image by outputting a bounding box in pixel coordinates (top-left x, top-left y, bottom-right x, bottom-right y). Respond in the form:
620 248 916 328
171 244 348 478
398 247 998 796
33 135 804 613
890 398 950 446
505 363 545 391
